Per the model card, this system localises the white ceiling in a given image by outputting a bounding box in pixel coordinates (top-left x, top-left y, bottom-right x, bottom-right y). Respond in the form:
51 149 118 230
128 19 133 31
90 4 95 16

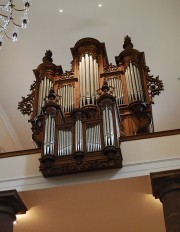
0 0 180 152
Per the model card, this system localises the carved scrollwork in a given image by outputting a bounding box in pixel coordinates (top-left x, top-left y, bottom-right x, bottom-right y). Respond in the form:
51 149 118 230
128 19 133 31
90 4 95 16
147 74 164 101
145 65 164 101
40 155 122 177
60 70 75 80
104 63 119 73
97 79 115 97
119 118 126 137
18 81 36 116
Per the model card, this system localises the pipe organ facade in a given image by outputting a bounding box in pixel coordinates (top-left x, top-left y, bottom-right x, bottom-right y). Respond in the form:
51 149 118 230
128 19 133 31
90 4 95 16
18 36 164 177
79 54 99 106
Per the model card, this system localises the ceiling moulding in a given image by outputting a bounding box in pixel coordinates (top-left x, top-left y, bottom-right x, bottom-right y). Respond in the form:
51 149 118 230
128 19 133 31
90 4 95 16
0 157 180 192
0 102 23 151
18 36 164 178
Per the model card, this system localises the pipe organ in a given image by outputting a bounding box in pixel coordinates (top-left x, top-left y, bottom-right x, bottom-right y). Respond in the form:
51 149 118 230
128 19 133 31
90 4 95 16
38 77 53 115
86 124 101 152
18 36 164 177
125 63 144 102
57 84 74 113
58 129 72 156
79 54 99 106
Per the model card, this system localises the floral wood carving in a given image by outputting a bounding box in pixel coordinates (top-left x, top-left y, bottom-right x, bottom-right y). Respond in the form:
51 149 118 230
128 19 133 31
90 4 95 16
145 66 164 102
40 153 122 178
18 81 36 116
104 63 119 73
60 70 74 80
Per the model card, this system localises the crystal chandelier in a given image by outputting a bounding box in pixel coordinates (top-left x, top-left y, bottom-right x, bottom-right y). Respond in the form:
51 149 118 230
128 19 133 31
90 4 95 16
0 0 31 48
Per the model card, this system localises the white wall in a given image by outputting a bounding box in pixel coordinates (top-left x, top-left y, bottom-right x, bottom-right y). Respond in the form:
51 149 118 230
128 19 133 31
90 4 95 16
0 134 180 192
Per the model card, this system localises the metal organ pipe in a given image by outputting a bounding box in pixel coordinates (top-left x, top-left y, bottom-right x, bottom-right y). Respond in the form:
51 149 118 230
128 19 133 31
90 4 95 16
43 113 48 155
125 63 144 102
95 60 99 90
136 66 144 101
64 85 66 112
89 55 95 104
58 129 72 156
93 59 97 94
108 107 114 145
103 109 107 146
129 63 137 100
102 107 115 146
82 56 86 106
94 125 97 150
89 127 92 151
105 107 110 145
44 115 55 155
127 66 134 101
119 79 124 104
38 80 43 115
57 85 74 113
80 119 83 150
50 117 55 154
79 54 99 106
75 119 83 151
108 78 124 105
72 85 74 111
85 54 90 104
115 108 120 146
86 124 101 152
125 68 131 102
79 62 82 107
133 65 141 100
47 114 51 154
38 77 53 115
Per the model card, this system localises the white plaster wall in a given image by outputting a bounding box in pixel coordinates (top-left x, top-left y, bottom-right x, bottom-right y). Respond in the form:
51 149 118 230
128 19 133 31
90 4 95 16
0 134 180 191
0 117 17 152
0 153 40 181
122 134 180 164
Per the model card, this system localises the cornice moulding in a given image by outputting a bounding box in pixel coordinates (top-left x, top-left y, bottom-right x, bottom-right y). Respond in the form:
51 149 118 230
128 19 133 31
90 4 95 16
0 157 180 192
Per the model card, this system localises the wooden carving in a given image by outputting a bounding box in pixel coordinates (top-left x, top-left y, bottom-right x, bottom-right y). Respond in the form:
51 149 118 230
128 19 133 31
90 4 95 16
18 36 164 177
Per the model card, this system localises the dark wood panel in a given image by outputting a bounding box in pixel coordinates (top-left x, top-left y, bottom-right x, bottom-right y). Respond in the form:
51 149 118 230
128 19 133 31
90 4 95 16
0 148 41 159
120 129 180 142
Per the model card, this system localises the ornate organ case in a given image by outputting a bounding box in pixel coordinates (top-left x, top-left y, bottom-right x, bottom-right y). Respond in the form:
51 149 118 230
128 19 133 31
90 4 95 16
18 36 163 177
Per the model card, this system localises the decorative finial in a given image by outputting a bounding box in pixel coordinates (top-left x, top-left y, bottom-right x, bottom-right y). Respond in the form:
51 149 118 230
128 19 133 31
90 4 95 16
47 88 56 101
42 50 53 63
97 79 114 96
101 79 110 93
123 35 133 49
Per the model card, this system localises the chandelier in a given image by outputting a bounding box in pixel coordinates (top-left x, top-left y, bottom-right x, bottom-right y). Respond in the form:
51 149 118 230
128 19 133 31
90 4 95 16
0 0 31 48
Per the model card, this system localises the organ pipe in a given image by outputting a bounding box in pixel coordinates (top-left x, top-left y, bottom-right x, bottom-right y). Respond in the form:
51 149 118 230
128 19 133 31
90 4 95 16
75 119 83 151
82 56 86 105
108 107 114 145
136 66 144 100
44 115 55 155
79 54 99 106
58 130 72 156
86 124 101 152
85 54 90 104
102 106 115 146
89 55 95 104
133 65 140 100
57 85 74 113
125 63 144 102
108 78 124 105
37 77 53 115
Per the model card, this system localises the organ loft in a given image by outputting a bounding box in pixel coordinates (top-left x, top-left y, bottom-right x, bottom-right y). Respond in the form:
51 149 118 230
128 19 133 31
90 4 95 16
18 36 164 177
